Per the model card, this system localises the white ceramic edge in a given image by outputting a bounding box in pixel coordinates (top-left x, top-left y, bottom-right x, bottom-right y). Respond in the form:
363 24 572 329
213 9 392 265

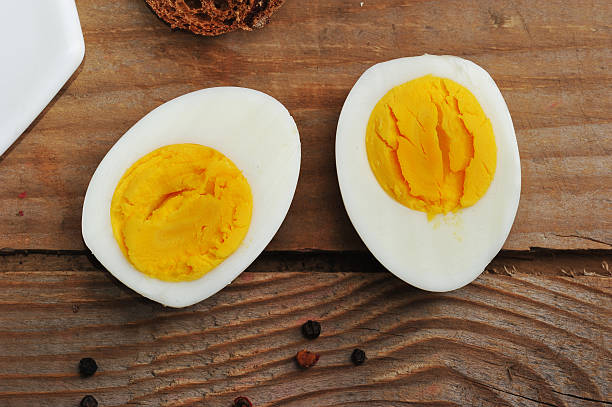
0 0 85 156
335 55 521 292
82 87 301 307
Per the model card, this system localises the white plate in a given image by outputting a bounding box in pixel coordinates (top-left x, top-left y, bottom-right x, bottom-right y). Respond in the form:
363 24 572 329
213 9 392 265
0 0 84 156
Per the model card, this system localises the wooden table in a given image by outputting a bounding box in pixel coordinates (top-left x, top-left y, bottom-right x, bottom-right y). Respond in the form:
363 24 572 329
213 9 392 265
0 1 610 406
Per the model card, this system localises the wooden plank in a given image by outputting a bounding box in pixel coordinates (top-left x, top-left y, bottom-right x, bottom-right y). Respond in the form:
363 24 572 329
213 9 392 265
0 0 610 251
0 254 610 406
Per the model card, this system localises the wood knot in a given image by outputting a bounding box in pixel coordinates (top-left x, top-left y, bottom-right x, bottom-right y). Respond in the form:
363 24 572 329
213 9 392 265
488 10 513 28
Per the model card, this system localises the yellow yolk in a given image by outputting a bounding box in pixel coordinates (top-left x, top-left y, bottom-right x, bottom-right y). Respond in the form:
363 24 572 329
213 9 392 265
366 75 497 218
110 144 252 282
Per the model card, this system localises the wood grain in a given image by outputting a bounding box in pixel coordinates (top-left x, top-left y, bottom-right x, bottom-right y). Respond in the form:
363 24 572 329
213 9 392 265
0 0 610 251
0 253 610 406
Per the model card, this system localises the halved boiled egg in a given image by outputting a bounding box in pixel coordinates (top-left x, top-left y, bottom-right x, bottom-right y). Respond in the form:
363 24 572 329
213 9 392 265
82 87 300 307
336 55 521 291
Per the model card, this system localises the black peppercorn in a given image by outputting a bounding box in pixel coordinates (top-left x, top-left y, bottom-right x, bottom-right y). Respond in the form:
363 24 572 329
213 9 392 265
351 348 366 365
301 320 321 339
80 395 98 407
78 357 98 377
233 396 253 407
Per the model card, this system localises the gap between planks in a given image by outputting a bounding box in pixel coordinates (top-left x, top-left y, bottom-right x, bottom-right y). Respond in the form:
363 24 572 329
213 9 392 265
0 249 610 277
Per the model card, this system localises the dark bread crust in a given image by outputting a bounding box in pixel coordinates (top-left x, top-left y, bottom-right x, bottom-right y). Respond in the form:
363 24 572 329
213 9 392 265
145 0 285 36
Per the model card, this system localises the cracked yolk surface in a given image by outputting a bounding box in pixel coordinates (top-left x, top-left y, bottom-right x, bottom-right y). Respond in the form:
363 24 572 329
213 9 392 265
110 144 252 282
366 75 497 218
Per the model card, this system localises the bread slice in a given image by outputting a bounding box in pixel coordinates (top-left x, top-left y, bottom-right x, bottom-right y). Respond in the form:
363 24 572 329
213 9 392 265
145 0 285 36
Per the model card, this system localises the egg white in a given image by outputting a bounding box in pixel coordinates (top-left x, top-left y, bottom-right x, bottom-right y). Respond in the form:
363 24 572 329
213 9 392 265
336 55 521 292
82 87 301 307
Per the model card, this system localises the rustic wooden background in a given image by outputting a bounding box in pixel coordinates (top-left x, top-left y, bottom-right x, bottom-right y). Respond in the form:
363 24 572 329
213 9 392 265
0 0 610 406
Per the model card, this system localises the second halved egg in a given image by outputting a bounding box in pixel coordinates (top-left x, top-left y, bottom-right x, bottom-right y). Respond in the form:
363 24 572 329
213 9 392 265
336 55 521 291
